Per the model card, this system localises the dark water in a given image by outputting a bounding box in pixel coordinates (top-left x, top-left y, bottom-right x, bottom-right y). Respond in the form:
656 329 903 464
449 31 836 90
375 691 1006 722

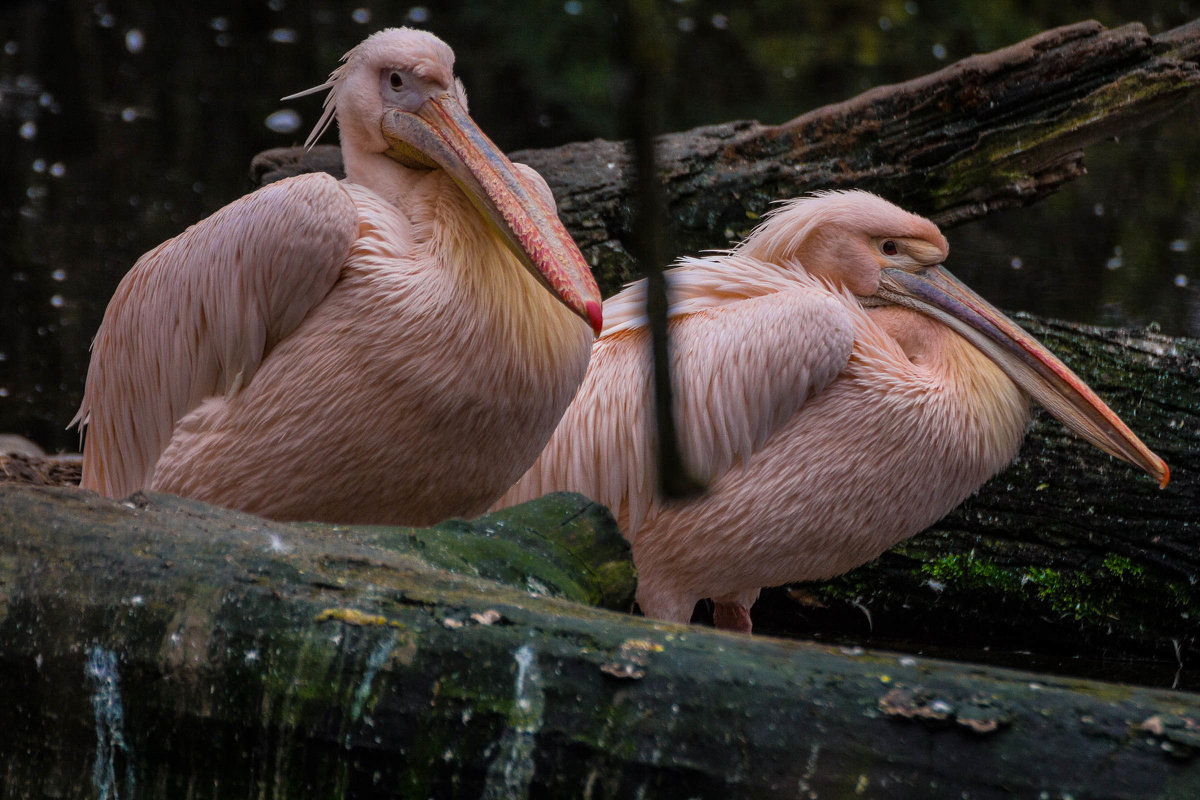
2 0 1198 456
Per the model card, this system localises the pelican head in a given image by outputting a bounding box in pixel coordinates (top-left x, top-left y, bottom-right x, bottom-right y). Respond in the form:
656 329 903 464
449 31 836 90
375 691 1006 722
287 28 602 334
739 190 1169 488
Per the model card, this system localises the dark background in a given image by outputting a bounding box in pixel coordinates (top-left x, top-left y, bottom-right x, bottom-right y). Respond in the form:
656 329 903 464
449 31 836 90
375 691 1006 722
2 0 1198 452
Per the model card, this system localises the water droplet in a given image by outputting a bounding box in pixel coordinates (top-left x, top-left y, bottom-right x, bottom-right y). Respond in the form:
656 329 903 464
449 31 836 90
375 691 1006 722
215 33 232 47
268 27 297 44
0 388 8 398
49 162 65 177
879 16 893 31
352 8 372 24
711 13 728 29
49 294 64 308
1010 257 1023 270
1175 274 1189 288
268 0 285 10
4 41 18 56
19 121 36 140
125 28 144 54
1093 203 1104 216
51 269 66 282
537 113 552 128
407 6 429 23
905 1 919 13
120 107 137 122
38 92 53 107
264 108 301 134
677 17 696 32
97 12 115 29
563 0 583 14
782 65 796 79
1170 239 1190 253
932 43 947 60
210 16 229 31
32 159 45 173
1106 245 1123 271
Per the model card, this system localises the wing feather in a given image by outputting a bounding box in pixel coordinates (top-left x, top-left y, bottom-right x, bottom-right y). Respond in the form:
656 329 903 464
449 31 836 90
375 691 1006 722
75 173 358 496
501 283 856 538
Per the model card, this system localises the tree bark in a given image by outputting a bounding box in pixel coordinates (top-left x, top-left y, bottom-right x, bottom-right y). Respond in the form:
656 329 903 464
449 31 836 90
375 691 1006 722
251 19 1200 294
2 484 1199 800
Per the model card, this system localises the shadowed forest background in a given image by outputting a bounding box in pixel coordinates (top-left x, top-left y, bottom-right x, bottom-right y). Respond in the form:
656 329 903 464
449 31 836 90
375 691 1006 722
2 0 1199 452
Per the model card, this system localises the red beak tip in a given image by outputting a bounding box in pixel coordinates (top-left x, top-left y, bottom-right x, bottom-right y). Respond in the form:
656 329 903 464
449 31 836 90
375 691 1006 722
1158 462 1171 489
586 301 603 337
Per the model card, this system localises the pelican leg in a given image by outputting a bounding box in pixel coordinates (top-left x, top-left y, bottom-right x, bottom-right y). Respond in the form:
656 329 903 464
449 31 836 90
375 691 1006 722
712 589 760 633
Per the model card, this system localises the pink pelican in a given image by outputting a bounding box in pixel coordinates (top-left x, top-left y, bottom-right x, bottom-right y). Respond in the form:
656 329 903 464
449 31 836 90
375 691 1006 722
500 191 1168 631
74 28 602 525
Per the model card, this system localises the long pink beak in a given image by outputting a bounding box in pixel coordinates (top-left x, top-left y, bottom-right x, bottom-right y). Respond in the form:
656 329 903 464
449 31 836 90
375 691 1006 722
380 94 602 335
878 265 1169 488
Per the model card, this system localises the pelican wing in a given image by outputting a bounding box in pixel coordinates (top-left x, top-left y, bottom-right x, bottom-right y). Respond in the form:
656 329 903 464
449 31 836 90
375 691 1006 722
502 285 855 536
75 173 357 497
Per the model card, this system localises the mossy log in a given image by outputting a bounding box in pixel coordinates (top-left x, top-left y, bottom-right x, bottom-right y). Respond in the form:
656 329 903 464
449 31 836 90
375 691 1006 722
251 19 1200 294
2 484 1200 799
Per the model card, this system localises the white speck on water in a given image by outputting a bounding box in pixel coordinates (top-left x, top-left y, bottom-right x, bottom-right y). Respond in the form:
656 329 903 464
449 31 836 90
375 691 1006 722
711 13 728 28
879 16 892 31
244 649 259 662
49 161 65 177
209 16 229 31
97 13 115 28
215 33 232 47
0 389 8 398
18 121 36 140
268 0 284 10
1175 274 1189 288
905 1 919 13
268 27 297 44
38 92 53 107
932 43 947 59
32 159 45 173
265 108 301 134
120 107 137 123
899 656 918 667
49 294 65 308
4 40 18 56
677 17 696 32
351 8 371 24
782 65 797 79
52 269 66 282
564 0 583 14
406 6 429 23
124 28 144 54
1093 202 1105 216
1106 245 1123 270
1010 257 1023 270
1170 238 1190 253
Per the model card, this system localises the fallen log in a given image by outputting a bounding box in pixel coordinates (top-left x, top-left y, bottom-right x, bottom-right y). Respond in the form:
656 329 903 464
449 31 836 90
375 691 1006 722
251 19 1200 294
1 484 1198 799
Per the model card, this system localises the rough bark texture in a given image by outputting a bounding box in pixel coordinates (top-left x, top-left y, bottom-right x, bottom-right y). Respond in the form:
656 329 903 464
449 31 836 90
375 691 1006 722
2 484 1199 800
251 20 1200 294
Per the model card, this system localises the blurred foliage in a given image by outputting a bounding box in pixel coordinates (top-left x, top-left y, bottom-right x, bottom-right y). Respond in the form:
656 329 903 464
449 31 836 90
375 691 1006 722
1 0 1197 451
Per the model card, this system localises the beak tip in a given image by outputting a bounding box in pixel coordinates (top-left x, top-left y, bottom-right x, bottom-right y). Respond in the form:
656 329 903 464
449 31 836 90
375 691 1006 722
1157 461 1171 489
586 301 603 337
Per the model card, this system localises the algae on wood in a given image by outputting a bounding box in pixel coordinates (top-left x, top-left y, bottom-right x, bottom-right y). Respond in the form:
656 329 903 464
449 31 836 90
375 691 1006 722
2 484 1199 799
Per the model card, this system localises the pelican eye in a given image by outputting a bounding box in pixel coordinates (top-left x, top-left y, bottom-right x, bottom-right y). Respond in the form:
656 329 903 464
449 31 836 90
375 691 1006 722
389 71 404 90
882 240 899 256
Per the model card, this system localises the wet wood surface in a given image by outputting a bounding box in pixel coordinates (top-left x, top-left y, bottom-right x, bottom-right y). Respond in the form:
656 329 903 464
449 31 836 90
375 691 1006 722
1 485 1198 799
